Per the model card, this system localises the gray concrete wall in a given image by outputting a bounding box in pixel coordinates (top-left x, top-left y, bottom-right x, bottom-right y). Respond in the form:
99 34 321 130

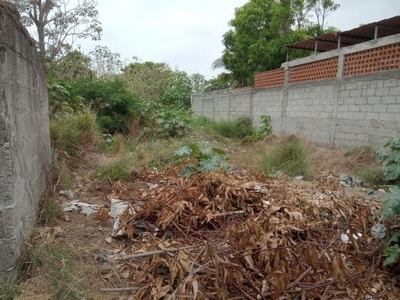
0 2 51 279
192 70 400 147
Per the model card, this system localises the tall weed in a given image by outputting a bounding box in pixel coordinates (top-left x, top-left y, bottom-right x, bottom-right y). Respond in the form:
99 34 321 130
260 136 311 178
50 109 101 159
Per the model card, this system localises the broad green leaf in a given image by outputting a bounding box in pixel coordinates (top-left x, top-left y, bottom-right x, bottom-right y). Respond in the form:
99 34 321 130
198 157 219 172
376 148 389 163
198 144 213 156
377 187 400 217
174 146 192 157
388 232 400 245
384 164 400 181
383 244 400 266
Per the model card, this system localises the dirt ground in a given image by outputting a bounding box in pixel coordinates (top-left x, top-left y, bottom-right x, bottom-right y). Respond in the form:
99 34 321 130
15 137 396 300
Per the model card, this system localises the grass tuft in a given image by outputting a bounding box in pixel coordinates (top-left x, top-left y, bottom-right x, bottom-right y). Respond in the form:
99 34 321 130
19 240 85 300
97 156 134 180
0 279 19 300
260 136 311 178
50 109 101 159
355 165 385 186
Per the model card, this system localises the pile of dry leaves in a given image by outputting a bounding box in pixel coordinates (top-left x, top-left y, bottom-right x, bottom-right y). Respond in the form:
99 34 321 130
97 167 399 299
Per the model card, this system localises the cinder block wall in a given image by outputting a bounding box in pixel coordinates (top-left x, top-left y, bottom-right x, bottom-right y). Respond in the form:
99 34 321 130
0 3 51 279
192 70 400 147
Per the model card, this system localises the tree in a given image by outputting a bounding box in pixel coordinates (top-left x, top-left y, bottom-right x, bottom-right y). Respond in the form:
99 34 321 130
307 0 340 29
190 73 208 94
11 0 102 64
205 73 234 92
89 46 123 79
161 70 192 108
219 0 339 86
122 60 172 102
52 48 93 81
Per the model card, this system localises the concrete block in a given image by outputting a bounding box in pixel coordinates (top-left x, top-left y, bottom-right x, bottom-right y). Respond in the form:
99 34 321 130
384 79 399 87
367 96 382 104
390 86 400 96
345 82 357 90
366 112 379 120
387 104 400 113
357 81 369 89
353 112 366 119
0 238 18 273
375 87 390 96
357 134 371 142
342 112 354 119
348 105 360 112
373 104 387 113
360 105 373 112
361 88 375 97
380 113 394 122
350 89 362 97
384 121 399 130
369 80 384 88
339 90 350 97
353 97 367 104
381 95 398 104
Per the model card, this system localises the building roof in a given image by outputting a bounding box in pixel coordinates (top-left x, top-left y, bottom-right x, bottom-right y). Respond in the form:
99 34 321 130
285 15 400 52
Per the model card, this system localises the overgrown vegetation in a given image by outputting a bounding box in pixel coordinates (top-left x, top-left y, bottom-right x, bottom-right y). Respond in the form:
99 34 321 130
0 280 19 300
260 136 311 178
375 136 400 266
50 109 101 159
97 156 134 181
209 116 254 139
174 143 230 178
19 238 85 300
355 165 385 187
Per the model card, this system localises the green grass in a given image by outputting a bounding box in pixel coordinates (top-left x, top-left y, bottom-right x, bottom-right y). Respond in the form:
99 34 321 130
0 279 19 300
191 116 254 139
97 156 134 180
345 146 375 157
50 109 101 159
355 165 385 186
19 242 85 300
260 136 311 178
38 195 62 226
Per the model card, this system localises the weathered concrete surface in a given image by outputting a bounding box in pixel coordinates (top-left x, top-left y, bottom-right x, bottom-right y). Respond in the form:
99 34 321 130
192 70 400 147
0 2 51 279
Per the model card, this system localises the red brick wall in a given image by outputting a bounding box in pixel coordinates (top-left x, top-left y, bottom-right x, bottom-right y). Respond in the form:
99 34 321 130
344 43 400 76
254 68 285 88
289 57 338 83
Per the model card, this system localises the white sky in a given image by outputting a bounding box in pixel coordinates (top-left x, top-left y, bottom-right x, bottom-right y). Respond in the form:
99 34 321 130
74 0 400 79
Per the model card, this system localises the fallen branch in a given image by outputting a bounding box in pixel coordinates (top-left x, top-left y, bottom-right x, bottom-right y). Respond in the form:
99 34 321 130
116 245 201 261
100 287 141 292
212 210 245 217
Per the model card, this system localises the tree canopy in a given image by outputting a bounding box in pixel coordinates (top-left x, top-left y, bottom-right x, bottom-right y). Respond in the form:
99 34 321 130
218 0 339 87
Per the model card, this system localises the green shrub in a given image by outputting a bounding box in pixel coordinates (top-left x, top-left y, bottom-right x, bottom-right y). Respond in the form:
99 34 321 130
174 143 230 178
97 156 133 181
70 78 140 134
260 136 311 178
50 109 101 159
212 116 254 139
47 77 84 115
355 166 385 186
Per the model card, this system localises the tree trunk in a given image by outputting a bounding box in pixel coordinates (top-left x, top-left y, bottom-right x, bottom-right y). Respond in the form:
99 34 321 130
37 24 45 63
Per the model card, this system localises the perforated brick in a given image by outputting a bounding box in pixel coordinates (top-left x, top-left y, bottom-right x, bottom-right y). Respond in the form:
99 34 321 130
289 57 338 83
344 43 400 76
254 68 285 88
